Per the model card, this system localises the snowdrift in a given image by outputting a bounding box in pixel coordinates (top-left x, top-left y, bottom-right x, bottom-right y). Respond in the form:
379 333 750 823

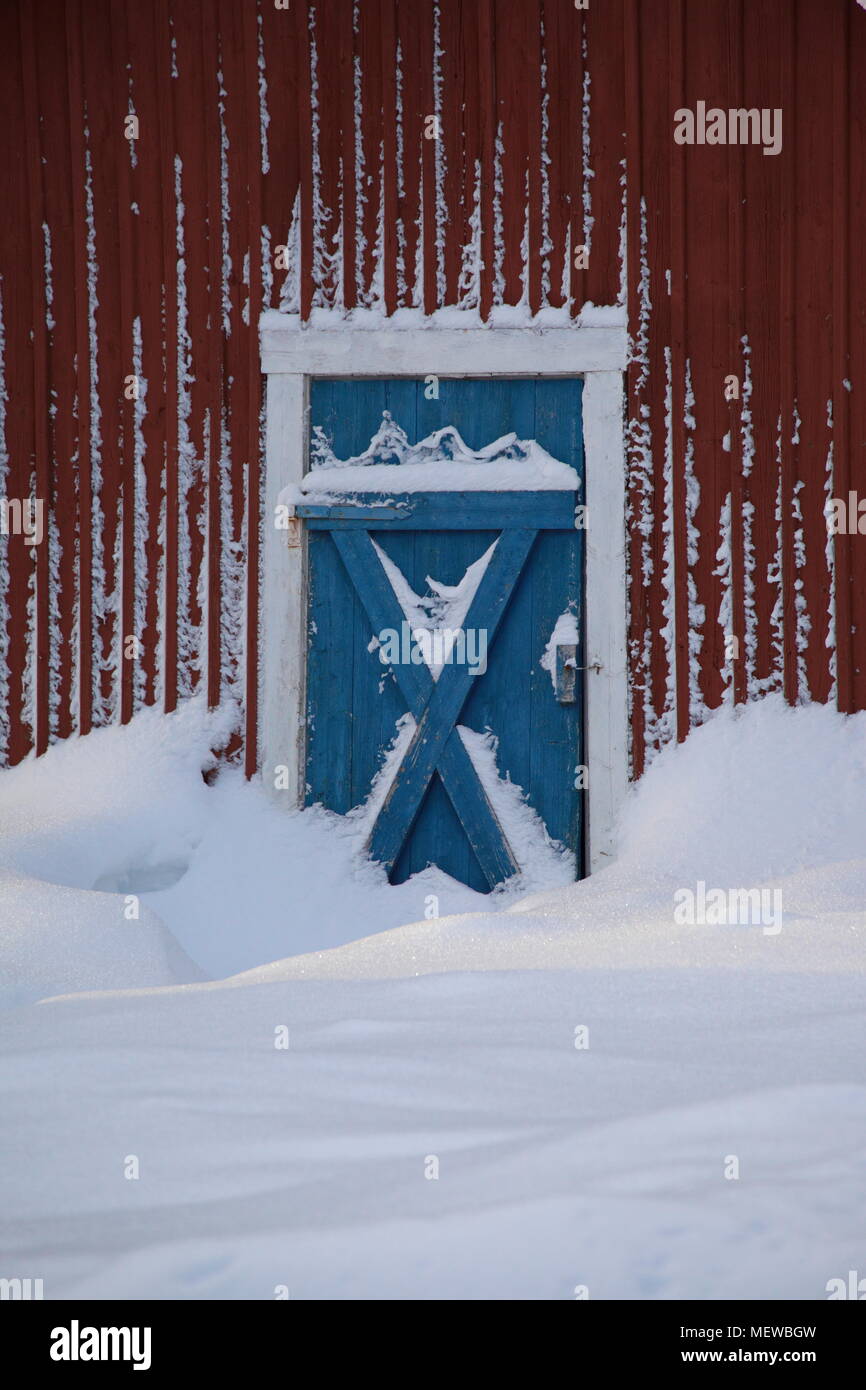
0 699 237 1007
1 693 865 1004
240 696 866 982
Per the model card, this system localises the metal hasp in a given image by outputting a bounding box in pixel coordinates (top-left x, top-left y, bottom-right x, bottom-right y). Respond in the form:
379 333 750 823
555 645 578 704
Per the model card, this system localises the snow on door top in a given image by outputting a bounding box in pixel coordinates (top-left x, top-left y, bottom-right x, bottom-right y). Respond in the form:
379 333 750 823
290 411 580 499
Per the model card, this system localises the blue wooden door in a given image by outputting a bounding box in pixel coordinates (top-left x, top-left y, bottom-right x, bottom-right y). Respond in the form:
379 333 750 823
302 378 585 892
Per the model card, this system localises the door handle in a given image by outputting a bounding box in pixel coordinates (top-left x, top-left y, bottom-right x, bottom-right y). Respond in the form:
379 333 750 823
554 645 601 702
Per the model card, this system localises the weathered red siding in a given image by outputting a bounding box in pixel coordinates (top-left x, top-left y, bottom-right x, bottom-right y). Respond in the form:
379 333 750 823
1 0 864 777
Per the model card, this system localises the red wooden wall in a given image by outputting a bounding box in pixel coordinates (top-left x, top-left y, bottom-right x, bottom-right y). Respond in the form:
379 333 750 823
1 0 864 779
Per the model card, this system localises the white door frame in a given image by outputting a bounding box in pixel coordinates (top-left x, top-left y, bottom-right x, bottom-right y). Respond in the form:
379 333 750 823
259 315 629 873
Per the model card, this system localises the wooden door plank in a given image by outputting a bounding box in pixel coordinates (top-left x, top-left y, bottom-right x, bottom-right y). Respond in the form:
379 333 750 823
298 491 577 530
530 379 585 867
305 528 357 814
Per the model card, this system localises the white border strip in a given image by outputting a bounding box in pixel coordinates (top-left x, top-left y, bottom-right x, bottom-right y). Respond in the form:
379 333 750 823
262 323 627 377
260 372 308 804
260 321 629 873
582 371 629 871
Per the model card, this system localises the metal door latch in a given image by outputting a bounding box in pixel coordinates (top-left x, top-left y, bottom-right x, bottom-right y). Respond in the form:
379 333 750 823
554 645 601 702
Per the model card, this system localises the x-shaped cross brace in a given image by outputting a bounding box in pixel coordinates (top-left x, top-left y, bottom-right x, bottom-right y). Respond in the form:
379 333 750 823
331 528 538 888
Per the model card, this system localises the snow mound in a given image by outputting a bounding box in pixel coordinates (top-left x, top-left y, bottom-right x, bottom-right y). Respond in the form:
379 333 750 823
0 873 201 1011
142 727 572 979
0 698 238 891
0 698 236 1007
617 695 866 883
143 772 494 979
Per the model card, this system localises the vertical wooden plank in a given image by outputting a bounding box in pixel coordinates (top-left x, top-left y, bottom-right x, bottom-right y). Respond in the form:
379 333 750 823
65 0 93 737
77 3 122 728
0 266 10 763
793 0 835 706
260 0 301 314
418 1 437 313
450 0 478 307
493 0 530 305
585 0 626 308
669 0 732 727
639 0 675 757
215 0 252 753
306 378 366 816
171 0 213 711
310 0 341 309
242 0 264 776
778 0 798 704
126 0 167 713
306 525 356 813
541 0 572 313
525 0 544 315
294 0 315 318
832 0 852 712
338 0 357 313
35 0 79 743
394 0 424 311
19 1 51 755
380 0 399 316
202 0 224 708
529 378 585 870
567 0 587 317
0 0 36 762
725 0 747 708
356 0 385 308
741 0 786 707
668 0 688 740
848 0 866 712
153 0 179 713
108 0 137 725
476 0 495 320
623 0 646 774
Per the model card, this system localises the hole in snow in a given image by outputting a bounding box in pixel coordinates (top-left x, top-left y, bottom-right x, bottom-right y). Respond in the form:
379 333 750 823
92 861 190 894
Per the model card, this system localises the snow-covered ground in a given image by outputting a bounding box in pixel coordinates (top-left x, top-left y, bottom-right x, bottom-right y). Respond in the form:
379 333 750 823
0 696 864 1299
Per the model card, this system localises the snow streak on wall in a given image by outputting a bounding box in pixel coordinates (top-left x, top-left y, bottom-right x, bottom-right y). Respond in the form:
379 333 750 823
1 0 865 779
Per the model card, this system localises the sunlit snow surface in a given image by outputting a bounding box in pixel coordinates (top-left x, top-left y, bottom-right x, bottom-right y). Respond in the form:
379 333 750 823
0 695 864 1299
